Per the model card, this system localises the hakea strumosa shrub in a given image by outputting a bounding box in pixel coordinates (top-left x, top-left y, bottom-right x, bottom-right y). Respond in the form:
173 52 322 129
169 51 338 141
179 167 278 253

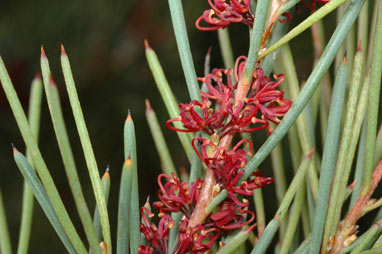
139 56 291 253
195 0 331 30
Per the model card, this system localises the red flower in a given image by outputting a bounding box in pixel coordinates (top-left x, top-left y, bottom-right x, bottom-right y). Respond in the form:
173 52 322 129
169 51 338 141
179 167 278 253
211 201 255 229
167 56 292 137
175 224 220 254
192 137 273 206
154 173 203 216
196 0 254 30
140 208 174 254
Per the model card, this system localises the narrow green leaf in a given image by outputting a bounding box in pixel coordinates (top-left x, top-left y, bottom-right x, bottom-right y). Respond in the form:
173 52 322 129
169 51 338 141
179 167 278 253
41 48 101 254
258 0 347 60
168 212 182 254
0 55 87 254
93 168 111 243
276 154 312 216
324 45 365 250
253 188 266 236
279 43 319 201
17 74 43 254
357 0 368 69
124 114 139 254
280 187 306 254
13 148 75 254
309 56 348 254
250 218 280 254
0 186 12 254
217 226 254 254
117 159 133 254
241 0 270 81
350 222 382 254
217 28 235 71
261 21 289 76
60 46 111 254
168 0 200 101
360 249 382 254
362 0 382 192
349 119 367 208
293 235 311 254
144 42 193 162
145 99 177 176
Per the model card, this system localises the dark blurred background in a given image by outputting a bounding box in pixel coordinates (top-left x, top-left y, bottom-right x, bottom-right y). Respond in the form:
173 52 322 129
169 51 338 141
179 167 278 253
0 0 329 252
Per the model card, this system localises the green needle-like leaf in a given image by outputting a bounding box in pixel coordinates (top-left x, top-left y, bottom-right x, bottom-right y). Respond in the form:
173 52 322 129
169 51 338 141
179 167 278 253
13 148 76 254
250 218 280 254
17 74 43 254
60 46 111 254
350 222 382 254
117 159 133 254
93 168 111 243
41 48 101 254
309 56 348 254
0 55 87 254
145 99 177 176
362 0 382 192
168 0 200 101
217 226 254 254
324 45 365 251
145 41 193 162
124 114 140 254
258 0 348 60
0 186 12 254
241 0 270 81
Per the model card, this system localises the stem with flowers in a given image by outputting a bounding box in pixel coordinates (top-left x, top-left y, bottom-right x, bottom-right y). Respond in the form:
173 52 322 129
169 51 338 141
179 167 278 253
0 0 382 253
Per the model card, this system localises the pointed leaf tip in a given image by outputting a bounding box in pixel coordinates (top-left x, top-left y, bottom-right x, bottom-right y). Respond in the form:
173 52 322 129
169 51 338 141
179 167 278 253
207 46 212 55
126 111 132 122
144 39 151 50
61 44 67 56
49 74 56 86
145 99 152 111
12 144 19 154
41 45 46 58
35 72 41 79
341 56 347 64
124 157 133 166
103 167 110 178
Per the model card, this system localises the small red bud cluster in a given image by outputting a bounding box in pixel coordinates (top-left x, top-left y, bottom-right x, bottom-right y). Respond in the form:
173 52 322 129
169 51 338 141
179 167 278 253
195 0 331 30
139 56 291 253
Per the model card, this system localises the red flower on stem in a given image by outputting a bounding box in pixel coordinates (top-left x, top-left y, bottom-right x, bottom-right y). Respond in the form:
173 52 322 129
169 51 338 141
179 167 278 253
196 0 254 30
167 56 292 136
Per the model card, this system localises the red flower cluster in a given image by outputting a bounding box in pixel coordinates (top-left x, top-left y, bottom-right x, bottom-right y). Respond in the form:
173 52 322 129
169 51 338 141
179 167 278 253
195 0 330 30
140 56 290 253
192 137 273 207
196 0 254 30
167 56 292 136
